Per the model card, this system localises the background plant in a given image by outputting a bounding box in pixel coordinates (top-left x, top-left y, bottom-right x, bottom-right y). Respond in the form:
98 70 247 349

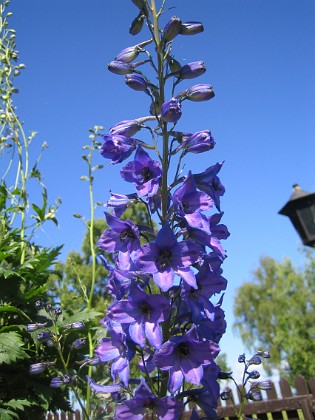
234 250 315 383
0 1 68 418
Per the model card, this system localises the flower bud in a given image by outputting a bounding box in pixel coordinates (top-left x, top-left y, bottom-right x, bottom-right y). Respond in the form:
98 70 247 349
247 370 260 379
162 16 182 42
248 355 262 366
218 371 233 380
50 374 73 388
167 56 181 73
129 13 145 35
161 98 182 123
115 46 140 63
108 61 134 75
175 61 206 80
110 119 142 136
29 361 55 375
181 130 215 154
180 21 204 35
54 307 62 317
257 380 272 390
256 350 271 358
63 321 85 330
238 353 246 363
50 377 64 388
220 390 232 400
247 389 262 401
131 0 145 9
185 84 215 101
35 300 45 309
26 322 47 332
125 73 148 91
29 363 47 374
37 331 51 342
71 338 87 349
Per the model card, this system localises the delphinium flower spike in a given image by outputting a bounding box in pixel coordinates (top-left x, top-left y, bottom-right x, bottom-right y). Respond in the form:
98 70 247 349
90 1 230 418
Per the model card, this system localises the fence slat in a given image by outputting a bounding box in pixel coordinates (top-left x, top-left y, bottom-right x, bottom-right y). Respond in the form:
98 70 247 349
280 377 293 398
295 374 310 395
45 376 315 420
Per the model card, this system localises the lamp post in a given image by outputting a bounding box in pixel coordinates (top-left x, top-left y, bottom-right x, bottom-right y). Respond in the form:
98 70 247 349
279 184 315 248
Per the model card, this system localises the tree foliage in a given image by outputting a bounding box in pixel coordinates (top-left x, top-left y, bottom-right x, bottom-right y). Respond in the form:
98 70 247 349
233 252 315 382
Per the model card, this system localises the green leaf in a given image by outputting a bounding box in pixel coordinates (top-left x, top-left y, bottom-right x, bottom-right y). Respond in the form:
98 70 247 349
2 399 33 411
0 407 19 419
61 308 103 326
0 332 29 364
0 305 32 322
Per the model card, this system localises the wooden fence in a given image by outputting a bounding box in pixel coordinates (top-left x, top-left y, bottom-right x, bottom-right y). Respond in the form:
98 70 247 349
46 375 315 420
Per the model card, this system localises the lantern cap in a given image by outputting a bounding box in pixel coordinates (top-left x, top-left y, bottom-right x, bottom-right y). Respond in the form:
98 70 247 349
279 184 315 216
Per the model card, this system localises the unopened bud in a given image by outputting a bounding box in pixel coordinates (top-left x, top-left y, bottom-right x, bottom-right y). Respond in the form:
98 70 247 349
125 73 148 91
108 61 134 75
185 84 215 102
180 21 204 35
129 13 145 35
162 16 182 42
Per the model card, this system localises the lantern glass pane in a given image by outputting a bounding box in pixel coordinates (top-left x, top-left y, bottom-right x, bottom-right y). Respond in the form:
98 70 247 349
298 205 315 236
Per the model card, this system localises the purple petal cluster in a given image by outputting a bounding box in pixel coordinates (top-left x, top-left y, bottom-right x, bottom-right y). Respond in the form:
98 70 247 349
90 2 230 418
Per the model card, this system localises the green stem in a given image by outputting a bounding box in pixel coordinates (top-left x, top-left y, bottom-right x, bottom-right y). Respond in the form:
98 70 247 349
151 0 170 398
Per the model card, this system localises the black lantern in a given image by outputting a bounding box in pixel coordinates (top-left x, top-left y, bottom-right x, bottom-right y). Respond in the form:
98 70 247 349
279 184 315 248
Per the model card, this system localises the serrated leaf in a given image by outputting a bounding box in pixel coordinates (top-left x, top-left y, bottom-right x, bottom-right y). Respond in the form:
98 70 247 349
0 332 29 364
0 305 32 321
61 309 103 326
0 407 19 419
3 399 33 411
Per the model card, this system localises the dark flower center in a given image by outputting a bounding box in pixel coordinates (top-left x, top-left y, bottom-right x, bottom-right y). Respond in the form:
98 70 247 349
156 248 172 269
181 201 191 212
177 342 190 357
120 228 136 242
138 302 151 319
141 167 153 182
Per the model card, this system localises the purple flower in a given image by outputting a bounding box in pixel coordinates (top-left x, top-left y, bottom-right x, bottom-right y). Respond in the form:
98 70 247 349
172 171 213 230
193 162 225 211
196 296 227 343
179 21 204 36
106 192 138 218
98 212 140 254
161 98 182 123
115 379 184 420
94 330 135 385
121 146 162 197
154 326 220 393
107 284 171 348
101 257 132 299
100 134 137 164
134 222 201 291
87 376 121 394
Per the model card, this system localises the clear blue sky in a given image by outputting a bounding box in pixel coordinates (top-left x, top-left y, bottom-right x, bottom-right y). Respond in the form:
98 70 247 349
6 0 315 371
